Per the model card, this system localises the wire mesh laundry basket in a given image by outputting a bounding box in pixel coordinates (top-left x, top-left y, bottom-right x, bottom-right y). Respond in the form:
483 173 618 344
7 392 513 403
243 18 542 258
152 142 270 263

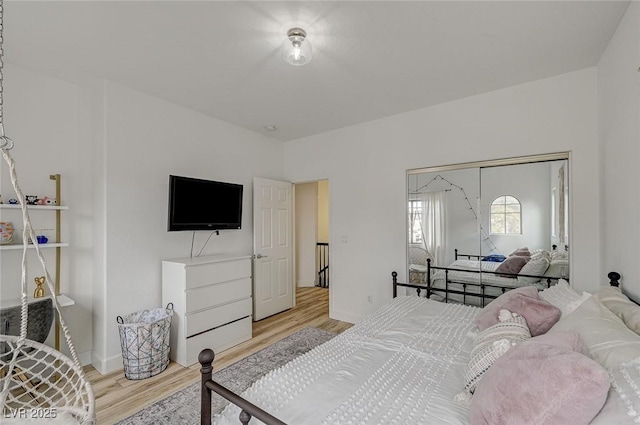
117 303 173 380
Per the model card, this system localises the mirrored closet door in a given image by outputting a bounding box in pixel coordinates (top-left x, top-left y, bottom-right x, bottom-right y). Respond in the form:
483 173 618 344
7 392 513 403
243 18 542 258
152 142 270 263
407 153 569 303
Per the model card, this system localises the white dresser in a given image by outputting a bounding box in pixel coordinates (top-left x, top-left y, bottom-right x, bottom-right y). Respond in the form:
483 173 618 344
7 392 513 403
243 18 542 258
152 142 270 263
162 254 252 367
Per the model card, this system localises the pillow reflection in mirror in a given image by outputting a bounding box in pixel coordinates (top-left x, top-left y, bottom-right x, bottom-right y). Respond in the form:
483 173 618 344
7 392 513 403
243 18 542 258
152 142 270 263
518 255 550 284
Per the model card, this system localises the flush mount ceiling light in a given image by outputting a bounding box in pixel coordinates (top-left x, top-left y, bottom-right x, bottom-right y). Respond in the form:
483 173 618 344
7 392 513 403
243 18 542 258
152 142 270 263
282 27 312 66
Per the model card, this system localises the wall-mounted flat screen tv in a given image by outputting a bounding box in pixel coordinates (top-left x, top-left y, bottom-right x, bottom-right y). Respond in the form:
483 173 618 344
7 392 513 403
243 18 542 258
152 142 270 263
168 175 243 231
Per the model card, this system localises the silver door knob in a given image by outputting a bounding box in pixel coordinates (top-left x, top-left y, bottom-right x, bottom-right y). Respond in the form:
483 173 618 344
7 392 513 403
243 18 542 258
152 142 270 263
255 254 268 259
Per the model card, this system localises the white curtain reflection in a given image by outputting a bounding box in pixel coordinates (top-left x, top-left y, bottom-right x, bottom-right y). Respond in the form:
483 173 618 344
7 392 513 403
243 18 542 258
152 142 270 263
423 191 447 266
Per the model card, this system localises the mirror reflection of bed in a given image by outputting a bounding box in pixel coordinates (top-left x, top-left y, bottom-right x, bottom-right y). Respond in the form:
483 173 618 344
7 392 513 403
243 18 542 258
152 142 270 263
407 153 570 306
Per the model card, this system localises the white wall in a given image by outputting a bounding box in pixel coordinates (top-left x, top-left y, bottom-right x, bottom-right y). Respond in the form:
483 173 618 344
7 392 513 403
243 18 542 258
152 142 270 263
94 81 284 372
598 2 640 300
317 180 329 244
295 182 318 287
284 68 600 324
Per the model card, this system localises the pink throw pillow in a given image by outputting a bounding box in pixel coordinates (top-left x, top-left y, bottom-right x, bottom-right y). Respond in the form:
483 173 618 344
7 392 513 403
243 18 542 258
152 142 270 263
531 330 590 355
474 286 561 336
470 331 610 425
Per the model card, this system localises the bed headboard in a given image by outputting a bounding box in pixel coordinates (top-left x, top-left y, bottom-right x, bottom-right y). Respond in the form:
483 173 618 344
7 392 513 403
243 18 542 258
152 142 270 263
607 271 640 306
608 271 621 287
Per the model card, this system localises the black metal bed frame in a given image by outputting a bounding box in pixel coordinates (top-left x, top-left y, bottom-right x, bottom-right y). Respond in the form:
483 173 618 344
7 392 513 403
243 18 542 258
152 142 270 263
199 348 287 425
199 272 623 425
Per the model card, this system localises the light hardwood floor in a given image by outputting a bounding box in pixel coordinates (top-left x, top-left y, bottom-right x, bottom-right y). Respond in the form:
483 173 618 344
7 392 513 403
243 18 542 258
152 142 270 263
86 286 352 424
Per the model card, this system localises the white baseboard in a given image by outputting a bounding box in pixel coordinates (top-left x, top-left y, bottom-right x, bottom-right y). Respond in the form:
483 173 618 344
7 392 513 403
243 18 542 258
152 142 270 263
330 308 359 324
78 350 92 367
297 280 315 287
91 351 123 375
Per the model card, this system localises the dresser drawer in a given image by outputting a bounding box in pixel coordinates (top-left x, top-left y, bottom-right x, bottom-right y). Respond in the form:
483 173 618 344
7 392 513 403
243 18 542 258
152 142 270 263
185 316 252 366
186 277 251 313
185 259 251 290
185 297 252 337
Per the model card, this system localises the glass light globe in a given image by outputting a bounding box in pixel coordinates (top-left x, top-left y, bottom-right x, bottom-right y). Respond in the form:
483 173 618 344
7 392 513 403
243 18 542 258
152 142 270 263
282 28 312 66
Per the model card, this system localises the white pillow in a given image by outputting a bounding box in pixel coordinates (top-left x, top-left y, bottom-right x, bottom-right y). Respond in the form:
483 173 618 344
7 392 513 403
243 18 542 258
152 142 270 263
539 280 589 317
594 286 640 335
549 296 640 369
531 250 551 261
606 356 640 423
518 255 550 283
550 250 569 261
544 260 569 279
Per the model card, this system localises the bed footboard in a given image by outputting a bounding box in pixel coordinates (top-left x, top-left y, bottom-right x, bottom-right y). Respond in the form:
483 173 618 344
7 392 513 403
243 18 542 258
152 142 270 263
199 349 287 425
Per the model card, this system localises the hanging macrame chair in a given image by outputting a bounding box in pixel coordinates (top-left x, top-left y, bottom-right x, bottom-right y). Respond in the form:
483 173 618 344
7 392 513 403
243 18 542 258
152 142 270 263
0 1 95 423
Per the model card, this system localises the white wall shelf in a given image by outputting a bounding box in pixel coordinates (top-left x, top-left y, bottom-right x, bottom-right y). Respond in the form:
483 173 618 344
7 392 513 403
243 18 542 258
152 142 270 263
0 294 75 308
0 242 69 251
0 204 69 211
57 294 75 307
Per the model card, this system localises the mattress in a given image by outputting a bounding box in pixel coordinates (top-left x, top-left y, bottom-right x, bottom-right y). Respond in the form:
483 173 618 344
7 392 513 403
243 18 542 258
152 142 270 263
214 297 479 425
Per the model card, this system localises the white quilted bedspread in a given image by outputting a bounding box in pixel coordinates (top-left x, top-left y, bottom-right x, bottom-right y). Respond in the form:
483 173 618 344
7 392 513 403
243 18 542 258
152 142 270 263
214 297 480 425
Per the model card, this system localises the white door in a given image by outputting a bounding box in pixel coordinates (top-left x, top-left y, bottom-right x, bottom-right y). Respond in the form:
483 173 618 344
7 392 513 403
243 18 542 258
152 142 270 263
253 177 294 321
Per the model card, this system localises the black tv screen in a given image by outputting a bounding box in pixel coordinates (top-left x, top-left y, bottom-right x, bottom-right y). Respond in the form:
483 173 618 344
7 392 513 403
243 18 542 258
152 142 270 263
168 175 243 231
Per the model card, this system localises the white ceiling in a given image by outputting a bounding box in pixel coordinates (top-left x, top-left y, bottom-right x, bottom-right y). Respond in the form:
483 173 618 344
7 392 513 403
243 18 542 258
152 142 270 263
5 1 630 141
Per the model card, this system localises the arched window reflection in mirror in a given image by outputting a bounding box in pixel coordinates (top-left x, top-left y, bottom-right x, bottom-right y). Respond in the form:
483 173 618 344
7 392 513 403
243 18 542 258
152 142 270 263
490 195 522 235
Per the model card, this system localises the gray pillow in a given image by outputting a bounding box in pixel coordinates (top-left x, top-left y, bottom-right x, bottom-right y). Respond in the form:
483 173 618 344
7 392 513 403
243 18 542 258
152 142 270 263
495 256 528 277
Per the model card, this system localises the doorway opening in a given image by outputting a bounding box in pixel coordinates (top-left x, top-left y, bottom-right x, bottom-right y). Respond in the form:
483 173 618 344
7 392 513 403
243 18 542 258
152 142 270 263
294 180 330 316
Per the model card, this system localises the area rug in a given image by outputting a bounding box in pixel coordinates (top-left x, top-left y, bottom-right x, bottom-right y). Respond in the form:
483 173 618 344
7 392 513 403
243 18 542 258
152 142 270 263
117 327 336 425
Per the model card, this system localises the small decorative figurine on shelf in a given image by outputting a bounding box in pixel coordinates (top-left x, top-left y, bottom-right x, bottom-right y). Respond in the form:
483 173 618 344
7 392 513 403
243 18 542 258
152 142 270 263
36 196 56 206
34 276 46 298
8 198 18 204
36 234 48 244
0 194 3 204
25 195 39 205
